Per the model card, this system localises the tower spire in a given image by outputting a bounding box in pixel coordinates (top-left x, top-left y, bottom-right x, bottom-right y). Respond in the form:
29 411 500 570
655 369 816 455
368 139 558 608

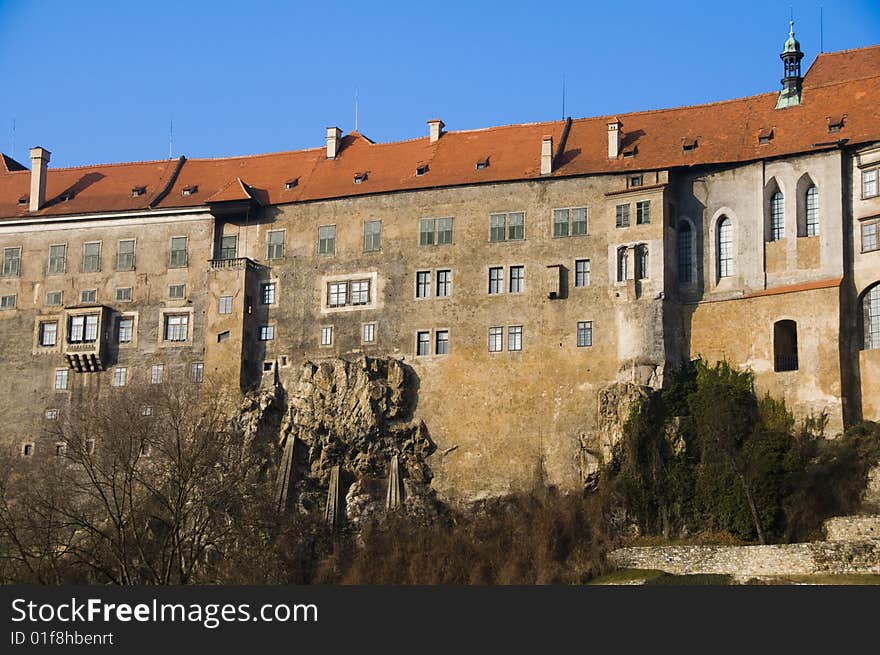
775 20 804 109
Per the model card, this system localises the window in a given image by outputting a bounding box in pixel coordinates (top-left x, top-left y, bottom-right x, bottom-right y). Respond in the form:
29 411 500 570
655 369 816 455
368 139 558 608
863 221 879 253
574 259 591 288
629 175 643 188
220 235 238 260
436 270 452 297
151 364 164 384
508 212 525 240
218 331 230 342
321 326 333 346
577 321 593 347
553 207 588 237
81 289 97 303
419 218 453 246
863 168 878 199
261 282 276 305
113 367 127 387
616 248 628 282
168 284 185 299
117 317 134 343
718 217 733 278
259 325 275 341
615 204 630 228
509 265 524 293
68 315 98 343
267 230 285 259
169 237 188 267
48 244 66 274
350 280 369 305
488 267 504 294
677 222 693 284
805 186 819 236
219 296 233 314
863 284 880 350
326 279 371 307
363 220 381 252
636 201 651 225
489 212 525 241
508 325 523 352
54 369 68 390
117 239 135 270
416 271 431 299
773 320 799 371
435 330 449 355
328 282 347 307
419 218 436 246
46 291 62 306
416 331 431 356
190 362 204 383
637 246 649 280
54 443 66 457
141 406 153 417
39 321 57 347
0 294 14 309
45 409 58 420
362 322 376 343
490 214 506 242
318 225 336 255
488 327 503 352
116 287 132 302
770 191 784 241
82 242 101 272
2 247 21 277
164 314 189 341
182 185 198 196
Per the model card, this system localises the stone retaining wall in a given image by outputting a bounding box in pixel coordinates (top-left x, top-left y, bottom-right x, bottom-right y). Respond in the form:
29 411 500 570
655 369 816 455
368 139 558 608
824 515 880 542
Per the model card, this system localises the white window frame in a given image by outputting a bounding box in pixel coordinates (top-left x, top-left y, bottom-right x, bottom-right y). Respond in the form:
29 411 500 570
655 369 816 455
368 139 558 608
488 326 503 353
574 259 591 288
267 229 286 260
362 322 376 343
509 265 525 293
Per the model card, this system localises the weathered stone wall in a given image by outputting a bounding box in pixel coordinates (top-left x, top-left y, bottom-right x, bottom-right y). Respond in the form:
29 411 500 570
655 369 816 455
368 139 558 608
824 515 880 542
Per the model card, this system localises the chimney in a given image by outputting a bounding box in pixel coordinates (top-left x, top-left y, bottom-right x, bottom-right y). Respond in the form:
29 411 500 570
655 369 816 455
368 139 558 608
607 119 621 159
541 136 553 175
326 126 342 159
427 119 445 144
29 146 51 212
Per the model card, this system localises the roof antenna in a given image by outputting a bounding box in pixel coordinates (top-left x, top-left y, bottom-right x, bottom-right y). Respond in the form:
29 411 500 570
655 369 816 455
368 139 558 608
168 118 174 159
10 117 15 159
561 74 566 120
819 6 824 53
355 88 359 132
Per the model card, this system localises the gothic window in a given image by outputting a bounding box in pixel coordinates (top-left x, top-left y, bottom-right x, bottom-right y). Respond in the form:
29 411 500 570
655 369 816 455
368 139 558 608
770 191 784 241
863 283 880 350
677 221 693 284
718 217 733 279
805 185 819 236
616 247 628 282
637 245 649 280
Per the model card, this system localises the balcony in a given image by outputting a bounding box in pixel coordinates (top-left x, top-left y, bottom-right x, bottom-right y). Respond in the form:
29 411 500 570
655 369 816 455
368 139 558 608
209 257 263 272
65 341 104 372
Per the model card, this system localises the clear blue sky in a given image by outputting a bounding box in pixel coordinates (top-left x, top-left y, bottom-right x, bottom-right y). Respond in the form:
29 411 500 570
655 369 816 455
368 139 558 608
1 0 878 168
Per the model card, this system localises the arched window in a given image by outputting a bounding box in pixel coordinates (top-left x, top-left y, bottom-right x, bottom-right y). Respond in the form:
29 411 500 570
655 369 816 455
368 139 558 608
805 185 819 236
677 221 693 284
864 283 880 350
616 247 628 282
773 320 798 372
718 217 733 279
637 246 649 280
770 191 784 241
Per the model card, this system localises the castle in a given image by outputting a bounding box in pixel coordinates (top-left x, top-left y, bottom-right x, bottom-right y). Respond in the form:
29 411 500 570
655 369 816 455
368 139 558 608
1 26 878 501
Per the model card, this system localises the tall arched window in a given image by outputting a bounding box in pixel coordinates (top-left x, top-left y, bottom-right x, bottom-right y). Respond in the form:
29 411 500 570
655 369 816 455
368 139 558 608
864 283 880 350
617 247 628 282
677 221 693 284
770 191 784 240
805 185 819 236
718 217 733 278
637 245 649 280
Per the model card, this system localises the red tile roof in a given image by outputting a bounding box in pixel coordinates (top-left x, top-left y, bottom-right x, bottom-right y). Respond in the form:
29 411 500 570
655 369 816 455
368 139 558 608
1 45 878 220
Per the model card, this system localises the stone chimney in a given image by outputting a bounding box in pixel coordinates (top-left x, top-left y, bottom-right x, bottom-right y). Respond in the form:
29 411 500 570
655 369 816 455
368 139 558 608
29 146 51 212
427 119 445 143
326 127 342 159
541 136 553 175
607 119 621 159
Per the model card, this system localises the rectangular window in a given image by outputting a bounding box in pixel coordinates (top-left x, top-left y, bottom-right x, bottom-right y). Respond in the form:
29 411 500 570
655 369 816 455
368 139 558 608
54 369 68 390
616 204 630 228
39 321 57 346
48 244 66 274
261 282 276 305
363 220 382 252
67 314 98 343
317 225 336 255
490 212 526 241
45 409 58 420
117 239 135 271
350 280 370 305
863 168 878 199
435 330 449 355
168 284 185 299
416 271 431 299
116 287 132 302
508 325 523 352
169 237 188 267
571 207 588 236
259 325 275 341
46 291 62 306
328 282 348 307
190 362 204 383
508 212 525 240
489 214 506 242
552 209 570 238
863 221 879 253
630 175 643 188
488 327 503 352
577 321 593 347
0 294 14 309
575 259 591 287
488 267 504 294
82 242 101 272
553 207 588 237
362 322 376 343
219 296 233 314
80 289 96 303
2 247 21 277
113 367 127 387
636 201 651 225
267 230 285 259
509 265 524 293
419 218 436 246
220 235 238 260
321 326 333 346
151 364 164 384
436 270 452 297
117 317 134 343
164 314 189 341
416 331 431 356
437 217 453 245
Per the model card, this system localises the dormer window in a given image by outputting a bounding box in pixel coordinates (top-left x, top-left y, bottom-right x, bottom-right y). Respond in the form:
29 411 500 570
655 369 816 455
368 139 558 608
475 157 490 170
353 172 368 184
182 185 198 196
416 164 429 176
17 195 28 205
827 115 846 133
131 186 146 197
629 175 643 188
682 139 698 152
284 178 298 190
622 146 638 158
758 128 774 145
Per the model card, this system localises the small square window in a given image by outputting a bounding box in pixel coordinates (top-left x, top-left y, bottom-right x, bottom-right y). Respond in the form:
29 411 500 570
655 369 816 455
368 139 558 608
263 361 274 372
362 322 376 343
321 326 333 346
80 289 97 303
168 284 185 299
21 443 34 457
182 185 198 196
629 175 643 188
0 294 15 309
219 295 233 314
54 443 66 457
46 291 63 306
259 325 275 341
141 406 153 417
45 409 58 420
116 287 132 302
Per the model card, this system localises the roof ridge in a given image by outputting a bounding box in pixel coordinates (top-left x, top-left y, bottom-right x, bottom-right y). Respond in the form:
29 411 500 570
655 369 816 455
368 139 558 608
571 90 778 124
14 157 178 174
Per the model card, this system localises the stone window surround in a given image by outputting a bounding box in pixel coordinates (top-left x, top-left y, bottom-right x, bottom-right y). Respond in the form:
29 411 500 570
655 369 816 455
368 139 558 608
708 208 738 287
552 206 589 238
117 311 139 349
361 321 377 344
158 307 195 347
860 215 880 253
33 314 63 354
81 240 102 273
414 328 449 357
320 325 334 347
47 242 67 275
116 238 136 271
488 210 526 242
320 271 378 313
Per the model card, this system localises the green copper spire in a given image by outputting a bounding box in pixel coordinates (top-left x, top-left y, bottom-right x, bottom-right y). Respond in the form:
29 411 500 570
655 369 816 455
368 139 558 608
783 20 801 54
776 20 805 109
